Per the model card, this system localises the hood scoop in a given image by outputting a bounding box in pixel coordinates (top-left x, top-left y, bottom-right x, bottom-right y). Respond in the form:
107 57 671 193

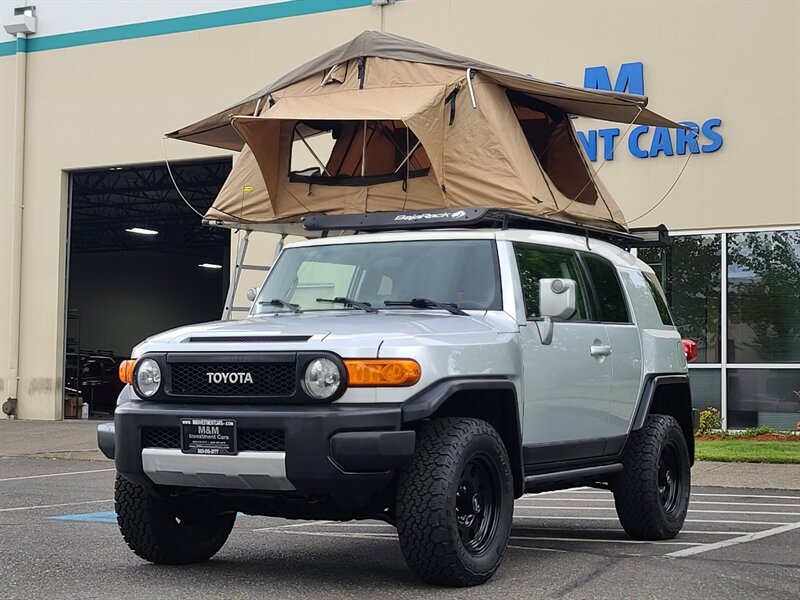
186 335 312 343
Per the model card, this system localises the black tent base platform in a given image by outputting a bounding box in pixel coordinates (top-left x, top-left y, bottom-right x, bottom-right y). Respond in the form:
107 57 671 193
302 208 670 249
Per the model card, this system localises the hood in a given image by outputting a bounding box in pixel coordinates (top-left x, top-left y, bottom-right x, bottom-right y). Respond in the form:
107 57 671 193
133 310 513 357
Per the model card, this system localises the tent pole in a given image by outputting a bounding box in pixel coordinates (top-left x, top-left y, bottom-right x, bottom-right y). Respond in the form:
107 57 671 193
296 130 331 176
361 120 367 177
394 140 422 173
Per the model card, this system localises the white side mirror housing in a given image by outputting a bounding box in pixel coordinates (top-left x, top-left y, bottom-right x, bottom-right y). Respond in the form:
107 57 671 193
536 278 577 345
539 278 577 320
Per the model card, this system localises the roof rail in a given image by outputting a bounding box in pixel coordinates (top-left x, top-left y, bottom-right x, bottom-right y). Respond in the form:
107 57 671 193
302 208 670 248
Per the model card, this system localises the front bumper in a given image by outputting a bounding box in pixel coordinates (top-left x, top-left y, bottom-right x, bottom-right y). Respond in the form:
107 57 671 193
106 400 415 495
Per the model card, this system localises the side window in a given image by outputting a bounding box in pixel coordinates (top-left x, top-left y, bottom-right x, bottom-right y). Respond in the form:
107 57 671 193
514 244 589 320
644 271 675 325
582 254 630 323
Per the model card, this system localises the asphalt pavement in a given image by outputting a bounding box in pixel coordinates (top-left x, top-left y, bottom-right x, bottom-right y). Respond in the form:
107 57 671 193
1 455 798 600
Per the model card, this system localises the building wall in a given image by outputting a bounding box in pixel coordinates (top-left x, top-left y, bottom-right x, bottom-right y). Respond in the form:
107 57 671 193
0 0 798 419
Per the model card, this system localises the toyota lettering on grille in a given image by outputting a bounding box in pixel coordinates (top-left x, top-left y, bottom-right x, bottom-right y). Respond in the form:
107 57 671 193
206 372 254 384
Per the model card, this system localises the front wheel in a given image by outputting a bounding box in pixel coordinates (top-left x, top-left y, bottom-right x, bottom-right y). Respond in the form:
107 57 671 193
396 418 514 587
613 414 691 540
115 475 235 564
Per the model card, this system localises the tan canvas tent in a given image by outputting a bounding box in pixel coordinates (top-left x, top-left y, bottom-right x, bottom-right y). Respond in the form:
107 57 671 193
168 31 685 232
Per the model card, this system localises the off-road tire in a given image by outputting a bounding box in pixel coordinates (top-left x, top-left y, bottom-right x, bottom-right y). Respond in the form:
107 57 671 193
613 414 690 540
396 418 514 587
115 474 235 564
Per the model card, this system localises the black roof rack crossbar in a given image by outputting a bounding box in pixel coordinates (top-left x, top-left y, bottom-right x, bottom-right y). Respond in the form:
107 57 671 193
301 208 670 248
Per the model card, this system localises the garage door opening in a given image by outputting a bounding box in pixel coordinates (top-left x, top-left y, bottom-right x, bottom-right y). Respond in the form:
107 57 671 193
65 158 232 418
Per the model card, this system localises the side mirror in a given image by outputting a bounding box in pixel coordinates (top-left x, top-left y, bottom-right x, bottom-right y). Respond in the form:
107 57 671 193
246 287 259 302
536 278 577 345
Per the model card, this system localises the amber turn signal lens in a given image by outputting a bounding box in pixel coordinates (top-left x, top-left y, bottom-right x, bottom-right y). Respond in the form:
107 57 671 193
119 359 136 384
344 359 421 387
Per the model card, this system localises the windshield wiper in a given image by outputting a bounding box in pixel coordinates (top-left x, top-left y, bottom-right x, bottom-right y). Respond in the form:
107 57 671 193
316 297 378 314
259 298 302 314
384 298 468 316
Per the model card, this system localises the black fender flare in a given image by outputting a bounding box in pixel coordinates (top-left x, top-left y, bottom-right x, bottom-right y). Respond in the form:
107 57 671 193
631 374 695 463
401 377 524 496
401 378 519 423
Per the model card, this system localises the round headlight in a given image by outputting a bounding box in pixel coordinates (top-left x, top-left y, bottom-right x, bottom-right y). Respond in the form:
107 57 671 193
302 358 341 400
135 358 161 398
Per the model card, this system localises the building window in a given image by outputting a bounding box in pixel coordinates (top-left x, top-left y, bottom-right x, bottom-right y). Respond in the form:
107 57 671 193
726 369 800 430
727 231 800 363
688 369 722 412
640 234 721 363
641 228 799 430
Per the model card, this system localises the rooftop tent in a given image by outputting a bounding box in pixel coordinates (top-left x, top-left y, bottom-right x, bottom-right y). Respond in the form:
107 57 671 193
169 31 686 232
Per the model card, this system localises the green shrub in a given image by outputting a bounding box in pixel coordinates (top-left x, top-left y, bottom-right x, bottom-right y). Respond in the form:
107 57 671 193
697 407 722 434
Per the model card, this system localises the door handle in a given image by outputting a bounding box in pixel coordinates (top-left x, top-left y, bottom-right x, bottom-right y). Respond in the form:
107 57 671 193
590 344 612 357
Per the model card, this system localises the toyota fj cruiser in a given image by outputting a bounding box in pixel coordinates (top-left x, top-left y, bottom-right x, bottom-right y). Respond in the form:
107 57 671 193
98 208 695 587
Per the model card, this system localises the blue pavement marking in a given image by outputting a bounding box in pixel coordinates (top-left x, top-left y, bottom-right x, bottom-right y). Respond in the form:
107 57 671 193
51 511 249 523
51 511 117 523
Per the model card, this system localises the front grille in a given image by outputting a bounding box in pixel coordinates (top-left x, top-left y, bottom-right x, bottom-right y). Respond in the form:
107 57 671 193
240 429 285 452
142 427 285 452
143 426 180 449
169 362 296 397
187 336 311 343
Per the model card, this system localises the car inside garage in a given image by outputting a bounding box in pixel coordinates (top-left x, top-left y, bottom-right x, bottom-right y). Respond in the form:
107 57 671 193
65 158 232 418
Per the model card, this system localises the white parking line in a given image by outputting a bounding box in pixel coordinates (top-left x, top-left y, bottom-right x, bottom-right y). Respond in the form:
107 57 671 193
516 498 800 508
253 520 328 532
269 530 397 540
666 521 800 558
511 536 702 546
508 545 567 553
0 499 114 513
691 493 800 500
0 468 115 482
514 515 790 526
514 506 800 516
522 491 800 500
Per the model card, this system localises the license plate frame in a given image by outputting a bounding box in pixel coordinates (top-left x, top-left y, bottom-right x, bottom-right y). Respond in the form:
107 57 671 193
180 418 237 455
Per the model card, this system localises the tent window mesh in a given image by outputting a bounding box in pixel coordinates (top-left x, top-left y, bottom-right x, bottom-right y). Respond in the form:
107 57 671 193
289 120 430 186
508 92 599 206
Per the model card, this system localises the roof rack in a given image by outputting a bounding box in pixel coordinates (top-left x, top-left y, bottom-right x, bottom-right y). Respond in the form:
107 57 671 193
302 208 670 248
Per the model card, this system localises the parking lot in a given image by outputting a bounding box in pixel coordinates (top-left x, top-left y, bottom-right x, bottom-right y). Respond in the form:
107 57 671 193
1 456 799 600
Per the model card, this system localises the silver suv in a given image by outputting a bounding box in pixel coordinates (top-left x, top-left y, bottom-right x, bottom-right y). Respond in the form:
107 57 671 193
98 209 695 587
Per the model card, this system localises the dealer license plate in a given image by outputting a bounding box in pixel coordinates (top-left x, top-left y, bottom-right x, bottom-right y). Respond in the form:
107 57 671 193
181 418 237 455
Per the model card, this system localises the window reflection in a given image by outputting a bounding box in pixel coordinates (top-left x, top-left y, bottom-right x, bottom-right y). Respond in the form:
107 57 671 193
727 369 800 429
727 231 800 363
640 235 721 363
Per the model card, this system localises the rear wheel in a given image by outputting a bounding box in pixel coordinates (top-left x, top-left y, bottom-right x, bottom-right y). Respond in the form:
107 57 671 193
115 475 235 564
396 418 514 587
613 414 690 540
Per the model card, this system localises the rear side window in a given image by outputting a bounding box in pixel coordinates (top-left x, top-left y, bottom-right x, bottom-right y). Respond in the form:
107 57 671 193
644 271 675 325
581 254 630 323
514 244 589 320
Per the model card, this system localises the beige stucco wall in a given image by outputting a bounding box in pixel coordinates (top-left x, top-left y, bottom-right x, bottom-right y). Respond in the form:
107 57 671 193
1 0 798 419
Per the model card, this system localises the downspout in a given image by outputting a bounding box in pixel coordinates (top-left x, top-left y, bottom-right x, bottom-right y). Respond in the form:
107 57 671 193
4 32 28 418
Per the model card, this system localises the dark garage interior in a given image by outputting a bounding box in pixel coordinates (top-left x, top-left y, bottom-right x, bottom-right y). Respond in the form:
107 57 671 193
65 158 232 417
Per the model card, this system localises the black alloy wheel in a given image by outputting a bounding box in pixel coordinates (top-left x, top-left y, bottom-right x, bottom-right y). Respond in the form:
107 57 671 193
658 440 682 514
455 453 503 554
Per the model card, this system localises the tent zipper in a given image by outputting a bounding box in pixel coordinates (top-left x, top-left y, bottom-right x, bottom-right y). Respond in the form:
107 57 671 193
357 56 366 89
445 85 461 126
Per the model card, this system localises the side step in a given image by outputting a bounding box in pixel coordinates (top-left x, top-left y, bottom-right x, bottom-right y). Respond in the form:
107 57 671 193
524 463 622 493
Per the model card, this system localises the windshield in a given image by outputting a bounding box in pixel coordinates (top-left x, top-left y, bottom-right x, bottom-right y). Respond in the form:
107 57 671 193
254 239 501 314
